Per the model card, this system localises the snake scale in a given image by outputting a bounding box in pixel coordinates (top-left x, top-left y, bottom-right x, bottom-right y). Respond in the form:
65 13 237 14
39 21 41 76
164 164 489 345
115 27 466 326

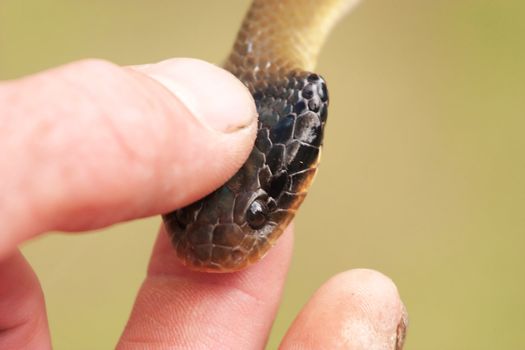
163 0 359 272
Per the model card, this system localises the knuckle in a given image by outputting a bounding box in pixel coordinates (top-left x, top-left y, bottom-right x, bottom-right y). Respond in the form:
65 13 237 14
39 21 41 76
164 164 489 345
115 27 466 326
65 58 131 92
73 58 121 76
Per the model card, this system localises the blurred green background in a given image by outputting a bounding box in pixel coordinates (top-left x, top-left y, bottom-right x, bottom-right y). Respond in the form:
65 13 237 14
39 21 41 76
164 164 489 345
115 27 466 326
2 0 524 349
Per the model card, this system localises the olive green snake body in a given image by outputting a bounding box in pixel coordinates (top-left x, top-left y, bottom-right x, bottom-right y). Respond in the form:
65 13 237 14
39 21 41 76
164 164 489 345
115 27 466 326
163 0 360 272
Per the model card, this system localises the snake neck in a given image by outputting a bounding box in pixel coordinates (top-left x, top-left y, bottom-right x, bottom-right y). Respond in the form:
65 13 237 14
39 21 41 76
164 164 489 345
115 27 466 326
163 0 362 271
224 0 360 85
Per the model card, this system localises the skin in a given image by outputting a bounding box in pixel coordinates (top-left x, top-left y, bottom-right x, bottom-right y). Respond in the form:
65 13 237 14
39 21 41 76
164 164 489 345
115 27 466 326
0 58 407 349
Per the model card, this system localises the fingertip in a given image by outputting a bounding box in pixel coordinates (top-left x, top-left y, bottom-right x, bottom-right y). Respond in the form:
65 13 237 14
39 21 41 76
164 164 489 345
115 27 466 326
326 269 408 346
328 269 404 326
281 268 408 350
133 58 257 133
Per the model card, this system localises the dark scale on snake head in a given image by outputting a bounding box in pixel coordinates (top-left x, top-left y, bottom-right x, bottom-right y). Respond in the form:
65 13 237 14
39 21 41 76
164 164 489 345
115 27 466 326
162 0 354 272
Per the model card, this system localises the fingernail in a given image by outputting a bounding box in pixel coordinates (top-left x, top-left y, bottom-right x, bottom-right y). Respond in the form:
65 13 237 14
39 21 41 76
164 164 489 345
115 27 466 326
395 303 409 350
136 58 256 133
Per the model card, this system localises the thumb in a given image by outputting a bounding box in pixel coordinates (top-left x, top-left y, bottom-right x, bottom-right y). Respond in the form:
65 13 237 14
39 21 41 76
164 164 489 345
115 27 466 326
0 58 256 257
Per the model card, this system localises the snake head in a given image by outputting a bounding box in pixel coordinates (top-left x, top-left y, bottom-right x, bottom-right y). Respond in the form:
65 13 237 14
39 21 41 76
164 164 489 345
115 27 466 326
163 72 328 272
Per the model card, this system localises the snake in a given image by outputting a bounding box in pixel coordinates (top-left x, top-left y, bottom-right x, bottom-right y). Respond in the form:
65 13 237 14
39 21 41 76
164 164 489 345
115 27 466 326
163 0 360 272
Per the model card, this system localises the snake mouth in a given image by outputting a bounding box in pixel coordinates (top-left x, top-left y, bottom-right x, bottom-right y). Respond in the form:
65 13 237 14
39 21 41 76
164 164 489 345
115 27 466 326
163 220 280 273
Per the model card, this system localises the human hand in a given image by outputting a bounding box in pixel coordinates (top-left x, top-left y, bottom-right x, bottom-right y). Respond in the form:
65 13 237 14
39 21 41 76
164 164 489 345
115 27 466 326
0 58 407 349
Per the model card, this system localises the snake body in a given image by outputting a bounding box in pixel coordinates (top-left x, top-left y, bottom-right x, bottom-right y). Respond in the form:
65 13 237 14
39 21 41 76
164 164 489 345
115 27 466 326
163 0 358 272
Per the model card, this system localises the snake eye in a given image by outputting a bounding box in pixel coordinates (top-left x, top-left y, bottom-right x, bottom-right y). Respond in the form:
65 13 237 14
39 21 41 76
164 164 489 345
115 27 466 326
246 199 268 229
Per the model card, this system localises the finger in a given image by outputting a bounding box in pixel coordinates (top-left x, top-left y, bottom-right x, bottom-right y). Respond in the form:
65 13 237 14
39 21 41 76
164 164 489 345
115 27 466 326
280 269 408 350
0 251 50 350
0 58 257 258
118 224 294 349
